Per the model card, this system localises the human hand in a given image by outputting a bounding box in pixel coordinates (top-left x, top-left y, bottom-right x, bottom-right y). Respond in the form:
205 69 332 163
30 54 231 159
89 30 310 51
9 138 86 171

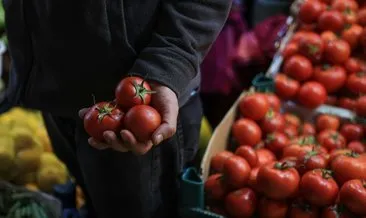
79 82 179 155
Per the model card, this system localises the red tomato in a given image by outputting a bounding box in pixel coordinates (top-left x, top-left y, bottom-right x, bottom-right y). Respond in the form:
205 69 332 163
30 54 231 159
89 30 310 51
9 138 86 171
289 200 320 218
265 93 281 112
239 93 270 121
316 114 341 131
260 110 286 134
223 155 251 189
321 31 338 44
322 204 356 218
337 97 358 110
347 141 365 153
300 169 339 206
284 113 302 128
124 105 161 142
259 197 288 218
347 72 366 94
318 130 346 150
340 123 364 142
257 161 300 200
299 122 316 136
265 132 290 154
331 152 366 185
256 148 277 166
282 43 299 60
298 23 317 32
325 40 351 65
235 146 258 168
210 151 234 173
283 144 314 158
329 148 353 163
299 0 326 24
291 31 312 44
297 81 327 108
284 125 299 139
358 8 366 26
232 118 262 146
115 76 154 109
298 33 324 63
283 55 313 81
248 167 260 191
318 10 345 32
313 65 347 93
343 9 358 24
342 24 363 49
296 150 329 175
83 102 124 142
332 0 359 11
225 188 257 218
356 96 366 117
275 74 300 99
345 57 362 74
339 179 366 215
204 174 227 201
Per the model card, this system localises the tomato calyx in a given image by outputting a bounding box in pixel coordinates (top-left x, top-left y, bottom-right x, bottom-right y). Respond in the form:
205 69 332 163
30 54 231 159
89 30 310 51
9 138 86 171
345 150 360 158
343 23 352 30
356 72 366 77
265 133 276 143
265 108 275 119
330 133 340 142
322 64 331 70
132 80 156 104
320 169 334 179
303 149 318 162
362 180 366 188
307 44 319 55
299 136 316 145
274 161 294 170
330 204 347 215
95 104 116 123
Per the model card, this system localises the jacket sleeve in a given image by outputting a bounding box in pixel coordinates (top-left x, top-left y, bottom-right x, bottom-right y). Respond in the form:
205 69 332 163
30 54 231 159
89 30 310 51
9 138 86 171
130 0 232 97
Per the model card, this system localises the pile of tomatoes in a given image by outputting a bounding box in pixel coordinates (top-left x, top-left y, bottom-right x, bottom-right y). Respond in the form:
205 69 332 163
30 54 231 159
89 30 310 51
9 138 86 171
205 91 366 218
275 0 366 116
83 76 161 143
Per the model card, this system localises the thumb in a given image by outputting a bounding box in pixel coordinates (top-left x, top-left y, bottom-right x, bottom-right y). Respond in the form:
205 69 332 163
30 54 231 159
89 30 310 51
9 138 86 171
152 102 178 145
79 108 90 119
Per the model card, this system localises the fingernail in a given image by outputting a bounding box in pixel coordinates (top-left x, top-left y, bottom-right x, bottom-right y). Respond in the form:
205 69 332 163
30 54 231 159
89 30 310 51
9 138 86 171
154 134 163 145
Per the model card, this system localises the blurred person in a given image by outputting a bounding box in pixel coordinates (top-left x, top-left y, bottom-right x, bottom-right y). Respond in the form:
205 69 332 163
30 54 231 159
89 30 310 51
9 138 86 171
1 1 231 218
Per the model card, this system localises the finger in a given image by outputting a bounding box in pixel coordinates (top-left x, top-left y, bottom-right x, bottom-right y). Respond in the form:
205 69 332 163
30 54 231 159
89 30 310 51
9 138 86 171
120 130 153 155
152 103 178 145
103 131 129 152
88 138 109 150
79 108 90 119
152 123 176 145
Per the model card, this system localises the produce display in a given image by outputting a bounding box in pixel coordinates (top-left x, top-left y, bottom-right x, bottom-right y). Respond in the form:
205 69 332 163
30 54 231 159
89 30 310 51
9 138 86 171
205 91 366 217
84 76 161 144
275 0 366 115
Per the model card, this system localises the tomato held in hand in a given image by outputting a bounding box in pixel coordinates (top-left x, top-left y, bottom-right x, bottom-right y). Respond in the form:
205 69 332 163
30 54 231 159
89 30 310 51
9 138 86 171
316 114 341 131
283 55 313 81
331 152 366 185
298 33 324 63
324 40 351 65
258 197 288 218
342 24 363 49
239 93 270 121
265 132 290 154
257 161 300 200
84 102 124 142
235 146 258 168
210 151 234 173
299 0 325 24
356 96 366 117
124 105 161 142
300 169 339 206
339 179 366 216
256 148 277 166
347 141 365 153
346 72 366 94
223 155 251 189
115 76 154 109
313 65 347 93
204 174 227 201
265 93 281 112
297 81 327 109
318 130 346 150
275 74 300 99
318 10 345 32
296 150 329 175
232 118 262 146
289 200 319 218
322 204 355 218
225 188 257 218
260 110 286 134
340 123 364 142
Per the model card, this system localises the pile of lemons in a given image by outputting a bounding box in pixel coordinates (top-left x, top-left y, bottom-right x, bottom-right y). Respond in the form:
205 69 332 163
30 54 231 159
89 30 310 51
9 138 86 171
0 107 68 193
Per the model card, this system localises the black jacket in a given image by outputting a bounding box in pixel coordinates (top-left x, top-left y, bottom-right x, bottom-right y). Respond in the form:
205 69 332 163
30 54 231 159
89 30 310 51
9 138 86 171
2 0 231 117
